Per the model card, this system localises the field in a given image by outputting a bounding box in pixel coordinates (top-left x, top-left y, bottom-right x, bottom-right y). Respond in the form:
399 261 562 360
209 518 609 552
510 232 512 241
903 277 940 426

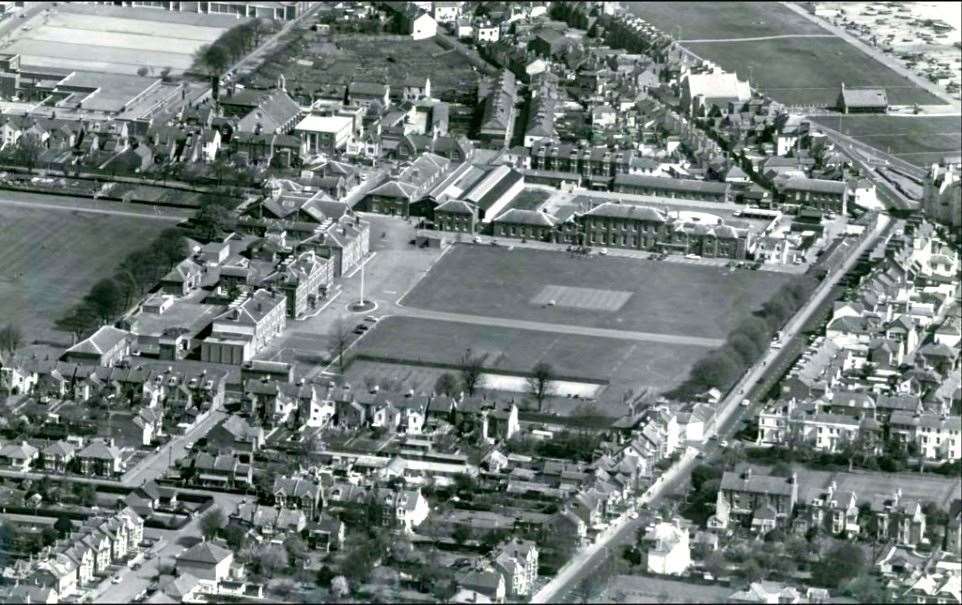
6 4 235 75
811 115 962 167
252 34 479 101
352 316 706 391
750 464 962 508
0 203 168 345
628 2 829 39
685 37 944 106
628 2 943 107
401 246 795 340
603 575 733 604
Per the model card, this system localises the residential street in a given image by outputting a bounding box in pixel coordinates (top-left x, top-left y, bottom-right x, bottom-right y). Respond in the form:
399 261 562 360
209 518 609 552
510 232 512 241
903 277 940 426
531 212 891 603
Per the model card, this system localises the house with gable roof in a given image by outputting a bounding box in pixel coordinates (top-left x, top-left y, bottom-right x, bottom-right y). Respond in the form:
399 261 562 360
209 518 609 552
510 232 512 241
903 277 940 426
272 474 323 520
175 541 234 582
62 326 131 367
0 441 39 472
76 438 123 477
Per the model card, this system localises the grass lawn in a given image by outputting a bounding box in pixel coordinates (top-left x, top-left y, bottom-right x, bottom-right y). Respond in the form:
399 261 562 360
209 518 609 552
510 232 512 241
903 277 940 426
627 2 829 39
811 115 962 167
685 37 943 106
604 575 733 604
507 189 552 211
401 245 795 339
748 464 962 508
0 204 167 345
350 316 708 406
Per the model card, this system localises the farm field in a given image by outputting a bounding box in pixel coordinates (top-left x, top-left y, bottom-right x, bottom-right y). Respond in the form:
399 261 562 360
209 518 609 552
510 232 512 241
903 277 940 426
401 245 795 340
0 202 168 345
627 2 829 39
6 4 236 75
350 316 707 408
811 115 962 167
684 37 944 106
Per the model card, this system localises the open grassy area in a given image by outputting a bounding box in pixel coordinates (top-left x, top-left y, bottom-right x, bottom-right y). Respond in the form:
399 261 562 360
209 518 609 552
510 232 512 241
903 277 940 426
252 33 479 102
351 316 707 406
748 463 962 508
402 245 795 340
628 2 829 39
628 2 942 107
0 203 168 344
685 37 943 106
811 115 962 167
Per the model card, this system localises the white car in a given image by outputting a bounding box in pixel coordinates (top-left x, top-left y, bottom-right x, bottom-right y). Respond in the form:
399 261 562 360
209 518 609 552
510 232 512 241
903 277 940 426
599 248 608 255
685 253 701 260
719 440 729 448
740 398 751 407
111 575 122 584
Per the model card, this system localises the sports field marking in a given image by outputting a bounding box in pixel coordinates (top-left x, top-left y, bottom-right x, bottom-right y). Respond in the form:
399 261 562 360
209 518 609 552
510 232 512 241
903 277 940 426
530 285 633 312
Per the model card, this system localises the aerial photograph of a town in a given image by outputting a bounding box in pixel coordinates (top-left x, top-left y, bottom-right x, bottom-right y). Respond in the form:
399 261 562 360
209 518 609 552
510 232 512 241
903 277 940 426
0 0 958 603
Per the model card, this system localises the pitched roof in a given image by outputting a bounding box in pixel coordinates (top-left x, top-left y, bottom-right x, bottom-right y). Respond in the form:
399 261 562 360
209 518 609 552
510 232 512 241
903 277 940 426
583 202 667 222
840 87 888 108
177 541 232 565
64 326 129 357
493 208 556 227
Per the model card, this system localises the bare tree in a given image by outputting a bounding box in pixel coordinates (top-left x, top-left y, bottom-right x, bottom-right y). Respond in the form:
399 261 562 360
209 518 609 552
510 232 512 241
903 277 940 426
330 316 353 375
527 362 554 411
458 349 484 397
0 323 22 354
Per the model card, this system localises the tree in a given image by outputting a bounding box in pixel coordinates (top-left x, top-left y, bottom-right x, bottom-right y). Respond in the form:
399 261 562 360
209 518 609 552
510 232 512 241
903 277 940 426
200 507 226 540
452 525 472 546
527 362 554 411
136 66 149 77
813 543 865 588
85 278 122 324
0 323 22 353
223 524 248 553
14 133 42 173
458 349 485 397
54 515 74 538
198 43 230 75
257 544 288 578
193 203 236 242
284 534 309 564
330 317 353 375
434 372 460 397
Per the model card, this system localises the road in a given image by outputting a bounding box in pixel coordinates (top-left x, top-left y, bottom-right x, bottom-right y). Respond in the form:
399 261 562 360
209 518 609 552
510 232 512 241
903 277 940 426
227 3 320 78
680 34 835 43
0 193 190 222
780 1 961 110
122 408 228 488
810 122 920 211
531 212 891 603
92 489 247 604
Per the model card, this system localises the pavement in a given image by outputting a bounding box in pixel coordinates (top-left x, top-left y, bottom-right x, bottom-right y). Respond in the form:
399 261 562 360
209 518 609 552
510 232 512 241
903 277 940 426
530 212 891 603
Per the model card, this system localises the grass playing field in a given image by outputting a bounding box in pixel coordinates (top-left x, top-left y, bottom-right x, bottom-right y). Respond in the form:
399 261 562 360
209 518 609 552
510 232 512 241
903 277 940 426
0 203 168 345
401 245 795 340
628 2 943 107
811 115 962 167
351 316 708 409
685 37 944 106
629 1 829 39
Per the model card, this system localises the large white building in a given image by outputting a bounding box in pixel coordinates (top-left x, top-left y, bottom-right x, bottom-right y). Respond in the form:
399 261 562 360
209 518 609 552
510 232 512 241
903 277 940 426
644 520 690 576
294 115 354 155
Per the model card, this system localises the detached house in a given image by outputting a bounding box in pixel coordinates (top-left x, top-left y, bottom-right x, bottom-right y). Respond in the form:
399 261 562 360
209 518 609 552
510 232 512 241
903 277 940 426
76 438 123 477
715 468 798 531
272 474 324 520
0 441 39 472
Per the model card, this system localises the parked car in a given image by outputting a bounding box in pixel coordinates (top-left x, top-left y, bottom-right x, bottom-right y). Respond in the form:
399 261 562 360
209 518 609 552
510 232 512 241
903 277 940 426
111 575 122 584
363 316 378 323
740 398 751 407
599 248 608 255
355 324 369 331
